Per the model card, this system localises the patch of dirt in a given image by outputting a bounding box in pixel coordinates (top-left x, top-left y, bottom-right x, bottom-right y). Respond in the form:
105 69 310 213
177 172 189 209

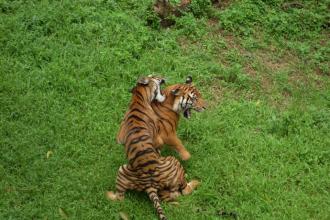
289 69 326 90
218 32 298 74
314 67 329 79
272 95 292 111
244 64 257 78
176 24 325 110
222 33 247 54
177 36 190 50
260 76 273 93
255 49 296 72
288 71 308 87
153 0 192 27
212 0 232 9
207 18 219 27
315 67 324 76
208 82 224 108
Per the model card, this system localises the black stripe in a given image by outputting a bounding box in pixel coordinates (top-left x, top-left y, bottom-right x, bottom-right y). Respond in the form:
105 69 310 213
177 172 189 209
127 134 149 146
127 142 153 155
129 148 156 164
126 120 133 127
162 118 176 132
127 146 137 155
126 126 146 139
128 137 141 145
131 108 150 119
137 160 158 169
135 91 145 101
159 120 169 136
153 87 157 100
156 104 174 115
158 169 178 182
116 178 128 187
135 101 146 108
181 98 186 109
126 114 146 123
154 105 177 131
143 86 150 100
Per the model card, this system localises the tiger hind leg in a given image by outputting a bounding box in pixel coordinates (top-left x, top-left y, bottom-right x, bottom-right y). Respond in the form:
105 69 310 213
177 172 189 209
182 180 200 195
107 165 136 201
158 180 200 202
161 156 200 197
159 189 181 202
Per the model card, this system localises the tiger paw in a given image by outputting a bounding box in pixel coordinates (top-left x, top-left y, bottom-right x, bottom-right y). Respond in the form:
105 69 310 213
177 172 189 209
182 180 200 195
106 191 124 201
188 180 200 190
180 151 191 160
168 201 180 206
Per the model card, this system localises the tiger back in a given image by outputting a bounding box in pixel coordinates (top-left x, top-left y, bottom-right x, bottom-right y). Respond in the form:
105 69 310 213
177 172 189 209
117 76 165 171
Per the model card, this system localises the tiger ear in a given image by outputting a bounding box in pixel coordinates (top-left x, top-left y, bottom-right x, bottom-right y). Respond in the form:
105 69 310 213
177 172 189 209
138 77 149 85
185 76 192 84
171 88 181 96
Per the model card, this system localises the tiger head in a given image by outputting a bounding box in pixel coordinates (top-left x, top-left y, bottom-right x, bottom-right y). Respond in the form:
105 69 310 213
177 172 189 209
167 76 206 119
131 75 166 103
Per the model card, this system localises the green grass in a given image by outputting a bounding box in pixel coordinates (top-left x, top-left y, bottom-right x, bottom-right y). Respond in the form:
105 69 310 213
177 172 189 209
0 0 329 219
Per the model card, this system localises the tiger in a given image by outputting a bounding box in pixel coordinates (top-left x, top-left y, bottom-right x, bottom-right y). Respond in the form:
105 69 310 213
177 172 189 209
108 75 200 220
151 76 207 160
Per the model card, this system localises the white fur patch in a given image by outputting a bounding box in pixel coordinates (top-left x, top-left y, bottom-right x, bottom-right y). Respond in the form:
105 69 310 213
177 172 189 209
156 92 165 102
173 97 183 112
152 79 165 102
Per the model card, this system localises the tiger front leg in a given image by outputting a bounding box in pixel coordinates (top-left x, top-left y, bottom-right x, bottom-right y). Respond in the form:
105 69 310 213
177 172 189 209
106 165 135 201
167 136 191 160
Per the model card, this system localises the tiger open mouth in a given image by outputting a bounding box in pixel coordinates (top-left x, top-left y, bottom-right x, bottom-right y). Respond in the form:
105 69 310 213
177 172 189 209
183 108 191 119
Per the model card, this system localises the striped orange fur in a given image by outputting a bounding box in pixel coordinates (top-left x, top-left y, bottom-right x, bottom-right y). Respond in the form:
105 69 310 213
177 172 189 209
152 76 207 160
109 76 199 220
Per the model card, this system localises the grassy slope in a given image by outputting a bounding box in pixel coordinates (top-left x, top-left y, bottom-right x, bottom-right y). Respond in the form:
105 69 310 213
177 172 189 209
0 0 329 219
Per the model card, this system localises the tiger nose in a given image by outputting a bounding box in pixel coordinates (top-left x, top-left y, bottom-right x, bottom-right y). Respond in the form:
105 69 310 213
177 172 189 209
160 79 165 84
